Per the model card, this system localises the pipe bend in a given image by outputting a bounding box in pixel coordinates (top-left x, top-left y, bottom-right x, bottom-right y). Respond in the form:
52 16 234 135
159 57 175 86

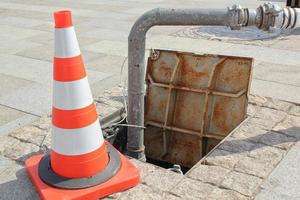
129 8 161 40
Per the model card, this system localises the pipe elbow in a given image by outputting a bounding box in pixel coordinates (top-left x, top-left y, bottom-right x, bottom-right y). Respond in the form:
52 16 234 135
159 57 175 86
129 8 161 40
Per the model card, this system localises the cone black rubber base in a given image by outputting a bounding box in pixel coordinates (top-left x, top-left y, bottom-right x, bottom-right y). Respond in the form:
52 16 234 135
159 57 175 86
26 142 140 200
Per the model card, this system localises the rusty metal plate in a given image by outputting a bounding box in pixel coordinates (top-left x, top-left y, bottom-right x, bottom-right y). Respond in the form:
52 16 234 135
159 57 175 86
144 49 253 167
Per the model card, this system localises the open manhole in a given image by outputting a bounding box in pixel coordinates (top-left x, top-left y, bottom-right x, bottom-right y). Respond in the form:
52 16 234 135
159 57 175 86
144 49 253 173
104 49 253 174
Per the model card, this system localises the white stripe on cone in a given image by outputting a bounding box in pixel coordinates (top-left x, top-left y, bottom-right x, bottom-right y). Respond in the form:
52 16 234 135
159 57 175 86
52 120 104 155
55 26 81 58
53 77 93 110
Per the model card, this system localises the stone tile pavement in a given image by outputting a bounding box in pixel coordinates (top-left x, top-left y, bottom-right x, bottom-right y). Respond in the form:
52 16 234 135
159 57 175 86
0 0 300 199
0 86 299 199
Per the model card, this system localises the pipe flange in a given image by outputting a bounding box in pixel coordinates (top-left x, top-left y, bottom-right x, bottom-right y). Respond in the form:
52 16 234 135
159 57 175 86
228 4 247 30
257 3 283 30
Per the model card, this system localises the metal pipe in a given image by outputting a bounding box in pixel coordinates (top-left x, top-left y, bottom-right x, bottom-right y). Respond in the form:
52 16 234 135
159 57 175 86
126 4 300 160
127 8 229 160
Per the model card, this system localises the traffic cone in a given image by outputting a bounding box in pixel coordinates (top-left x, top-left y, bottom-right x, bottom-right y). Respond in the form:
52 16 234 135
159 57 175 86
25 10 140 200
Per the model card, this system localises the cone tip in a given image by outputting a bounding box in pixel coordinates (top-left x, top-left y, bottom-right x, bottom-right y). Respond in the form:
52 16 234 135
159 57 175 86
54 10 73 28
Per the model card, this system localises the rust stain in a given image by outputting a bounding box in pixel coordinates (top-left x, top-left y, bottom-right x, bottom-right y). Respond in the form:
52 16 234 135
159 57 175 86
167 134 201 167
172 92 203 133
213 97 231 133
158 61 172 78
224 68 243 82
180 57 209 85
158 99 167 112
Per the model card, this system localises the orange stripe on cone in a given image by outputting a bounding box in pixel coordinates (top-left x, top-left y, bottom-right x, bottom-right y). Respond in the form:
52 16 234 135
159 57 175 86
50 144 109 178
52 103 98 129
54 55 86 81
54 10 73 28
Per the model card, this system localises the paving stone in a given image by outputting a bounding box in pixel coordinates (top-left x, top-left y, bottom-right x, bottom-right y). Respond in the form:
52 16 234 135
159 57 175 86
231 123 268 140
129 159 158 179
204 149 243 169
26 31 53 45
0 38 42 55
32 116 51 131
269 35 300 51
147 35 234 55
9 125 49 146
16 41 105 62
262 97 294 112
218 137 257 154
0 54 111 87
248 143 286 165
255 108 287 123
0 73 35 98
246 104 261 117
249 95 268 106
0 16 44 28
250 131 297 150
273 115 300 139
0 136 40 164
0 54 52 84
97 96 124 110
86 54 128 74
220 43 300 66
248 107 287 130
221 171 263 197
0 83 52 116
187 164 230 186
0 105 25 126
172 177 216 200
289 105 300 117
76 19 133 32
82 40 128 57
0 136 20 154
81 28 129 42
253 62 300 89
32 22 53 32
0 155 15 174
234 156 275 179
255 141 300 200
0 24 45 40
115 184 180 200
97 102 121 119
0 113 38 138
207 188 250 200
250 79 300 105
143 167 184 192
0 164 39 200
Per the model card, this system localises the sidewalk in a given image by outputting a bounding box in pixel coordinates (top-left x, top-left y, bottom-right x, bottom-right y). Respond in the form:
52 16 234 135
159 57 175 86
0 0 299 136
0 0 299 199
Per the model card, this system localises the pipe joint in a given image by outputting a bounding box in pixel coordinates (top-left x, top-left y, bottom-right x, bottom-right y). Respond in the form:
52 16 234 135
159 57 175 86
227 4 248 30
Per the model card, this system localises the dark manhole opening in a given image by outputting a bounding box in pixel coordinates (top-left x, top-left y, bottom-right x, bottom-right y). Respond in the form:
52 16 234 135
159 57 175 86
104 49 252 175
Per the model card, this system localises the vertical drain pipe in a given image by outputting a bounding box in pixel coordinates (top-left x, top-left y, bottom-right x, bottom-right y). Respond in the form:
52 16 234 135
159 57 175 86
126 4 300 160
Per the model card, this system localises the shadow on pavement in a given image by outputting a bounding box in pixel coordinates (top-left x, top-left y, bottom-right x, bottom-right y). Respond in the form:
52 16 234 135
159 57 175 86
0 167 39 200
206 126 300 157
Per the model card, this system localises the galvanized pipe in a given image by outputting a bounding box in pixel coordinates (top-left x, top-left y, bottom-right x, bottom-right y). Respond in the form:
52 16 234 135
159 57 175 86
127 5 300 160
127 8 229 160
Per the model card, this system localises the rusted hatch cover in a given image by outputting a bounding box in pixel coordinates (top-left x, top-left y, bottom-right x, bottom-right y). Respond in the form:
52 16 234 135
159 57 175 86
144 49 253 168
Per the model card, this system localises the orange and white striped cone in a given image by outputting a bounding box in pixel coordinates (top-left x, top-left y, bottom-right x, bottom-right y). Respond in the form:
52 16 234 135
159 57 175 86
25 10 140 200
